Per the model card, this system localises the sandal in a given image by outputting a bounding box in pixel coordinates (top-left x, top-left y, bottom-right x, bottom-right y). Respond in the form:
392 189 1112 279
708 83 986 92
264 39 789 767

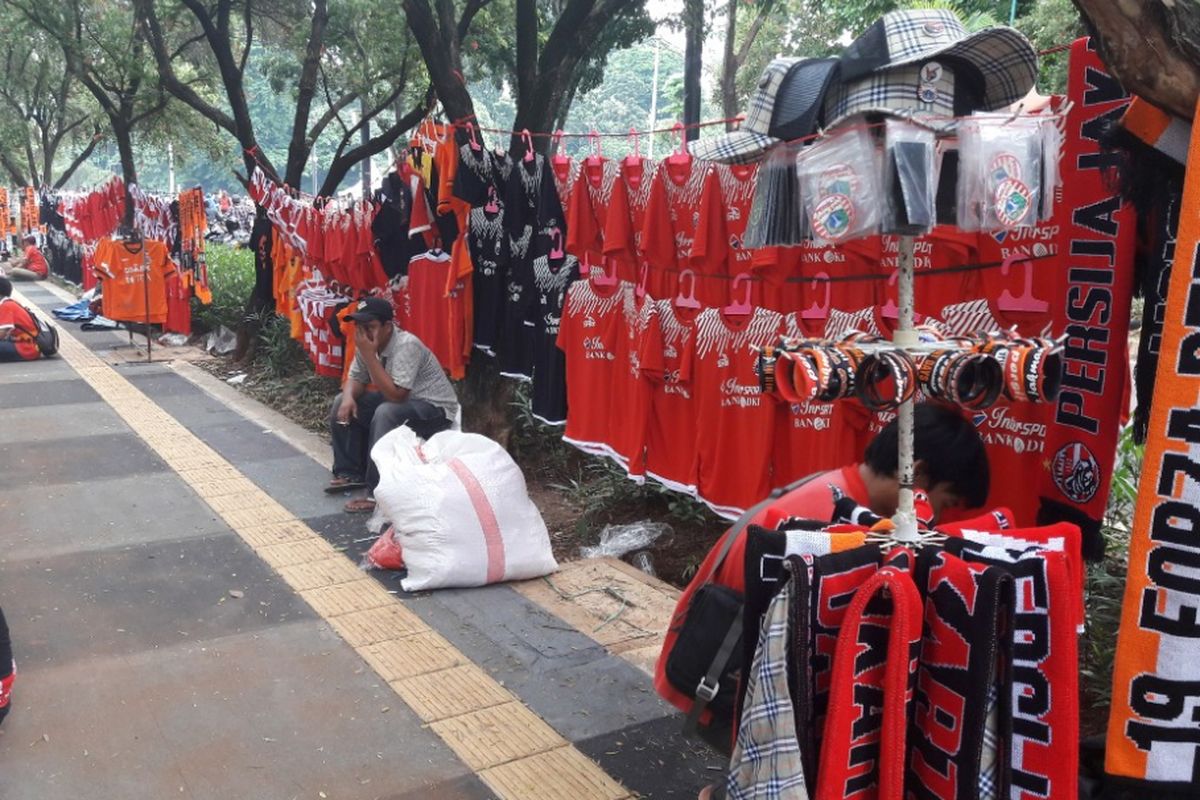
325 476 366 494
344 497 377 514
698 782 726 800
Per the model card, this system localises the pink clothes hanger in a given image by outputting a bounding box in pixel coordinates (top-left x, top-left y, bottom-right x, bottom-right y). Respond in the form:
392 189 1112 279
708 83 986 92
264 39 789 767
549 226 565 260
465 122 482 152
484 184 500 214
801 273 831 320
674 269 701 309
881 271 899 320
625 128 641 167
997 253 1048 313
586 130 603 168
521 129 535 163
724 272 753 315
587 253 619 287
668 122 691 167
551 130 569 169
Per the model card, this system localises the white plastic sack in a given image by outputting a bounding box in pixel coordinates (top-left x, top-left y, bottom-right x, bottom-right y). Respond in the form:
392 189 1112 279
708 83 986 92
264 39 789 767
370 427 557 591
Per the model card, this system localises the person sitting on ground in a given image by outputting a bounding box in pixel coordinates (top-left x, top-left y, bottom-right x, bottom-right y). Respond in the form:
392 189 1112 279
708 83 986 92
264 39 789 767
663 403 990 795
0 276 42 362
327 297 459 514
7 235 48 281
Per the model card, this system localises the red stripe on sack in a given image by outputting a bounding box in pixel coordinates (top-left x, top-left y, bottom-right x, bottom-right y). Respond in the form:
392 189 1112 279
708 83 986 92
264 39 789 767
447 458 506 584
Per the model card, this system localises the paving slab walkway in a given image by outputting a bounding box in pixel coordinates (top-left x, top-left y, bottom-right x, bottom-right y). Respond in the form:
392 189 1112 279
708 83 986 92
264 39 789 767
0 282 721 800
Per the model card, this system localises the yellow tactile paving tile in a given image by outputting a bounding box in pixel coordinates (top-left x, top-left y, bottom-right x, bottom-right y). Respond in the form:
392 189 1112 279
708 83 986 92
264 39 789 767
239 520 322 548
327 603 427 646
479 746 632 800
276 556 366 591
29 294 635 800
219 505 294 528
359 631 463 681
256 538 341 569
205 490 278 514
391 664 516 722
431 701 565 771
300 580 396 618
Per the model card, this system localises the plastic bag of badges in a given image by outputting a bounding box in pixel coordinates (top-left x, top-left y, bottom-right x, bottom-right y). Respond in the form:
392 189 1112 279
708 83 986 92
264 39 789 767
883 119 937 236
957 115 1043 232
797 126 882 245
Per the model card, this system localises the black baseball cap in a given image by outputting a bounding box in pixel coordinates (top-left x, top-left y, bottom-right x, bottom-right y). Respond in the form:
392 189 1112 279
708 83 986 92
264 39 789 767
346 297 394 324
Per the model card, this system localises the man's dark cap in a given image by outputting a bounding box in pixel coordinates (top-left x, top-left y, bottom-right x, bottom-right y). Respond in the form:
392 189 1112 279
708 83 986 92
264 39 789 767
346 297 394 324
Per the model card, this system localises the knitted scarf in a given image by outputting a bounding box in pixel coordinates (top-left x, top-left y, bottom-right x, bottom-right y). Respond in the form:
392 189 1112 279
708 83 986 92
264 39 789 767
1104 95 1200 799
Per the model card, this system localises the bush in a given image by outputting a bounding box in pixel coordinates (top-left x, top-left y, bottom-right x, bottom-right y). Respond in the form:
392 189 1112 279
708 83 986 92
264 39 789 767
194 243 255 334
255 312 311 379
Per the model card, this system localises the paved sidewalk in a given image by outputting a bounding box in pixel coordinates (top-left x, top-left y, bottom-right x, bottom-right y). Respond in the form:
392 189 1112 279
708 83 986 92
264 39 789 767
0 282 721 799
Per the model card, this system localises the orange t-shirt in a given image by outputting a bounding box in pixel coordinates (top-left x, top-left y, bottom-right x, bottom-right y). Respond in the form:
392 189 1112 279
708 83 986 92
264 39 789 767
94 238 177 324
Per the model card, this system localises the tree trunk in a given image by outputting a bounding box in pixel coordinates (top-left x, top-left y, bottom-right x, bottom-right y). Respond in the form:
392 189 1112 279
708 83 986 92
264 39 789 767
112 121 138 226
721 0 739 129
283 0 329 188
683 0 705 141
1072 0 1200 120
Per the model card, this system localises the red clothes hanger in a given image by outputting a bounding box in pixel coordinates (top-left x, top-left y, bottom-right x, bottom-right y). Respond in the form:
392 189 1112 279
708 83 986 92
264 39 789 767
881 271 899 320
635 263 650 300
724 272 753 315
674 268 701 309
997 253 1048 313
801 273 831 320
586 130 603 168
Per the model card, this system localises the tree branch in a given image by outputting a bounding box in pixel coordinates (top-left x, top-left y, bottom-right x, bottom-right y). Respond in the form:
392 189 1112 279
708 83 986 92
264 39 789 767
53 126 103 189
318 89 434 196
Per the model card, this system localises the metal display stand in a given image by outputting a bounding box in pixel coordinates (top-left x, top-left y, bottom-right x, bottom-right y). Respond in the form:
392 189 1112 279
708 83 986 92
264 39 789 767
891 234 919 542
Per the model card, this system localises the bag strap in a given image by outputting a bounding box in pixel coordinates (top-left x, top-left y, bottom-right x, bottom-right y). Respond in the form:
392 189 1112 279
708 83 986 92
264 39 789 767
682 472 823 737
700 472 823 587
2 297 38 339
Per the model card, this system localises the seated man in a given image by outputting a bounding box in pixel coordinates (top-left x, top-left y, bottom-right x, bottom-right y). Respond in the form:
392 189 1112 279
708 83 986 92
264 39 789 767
327 297 459 513
7 235 48 281
0 277 41 362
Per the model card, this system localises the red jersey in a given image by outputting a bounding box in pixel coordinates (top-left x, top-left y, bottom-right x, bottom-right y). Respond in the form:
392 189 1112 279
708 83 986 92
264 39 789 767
641 300 701 494
22 245 47 278
550 157 580 222
407 250 466 378
847 227 982 319
691 163 758 308
0 298 39 359
641 156 713 299
607 286 656 477
603 157 657 284
567 158 623 280
94 238 176 324
556 278 625 457
690 306 783 517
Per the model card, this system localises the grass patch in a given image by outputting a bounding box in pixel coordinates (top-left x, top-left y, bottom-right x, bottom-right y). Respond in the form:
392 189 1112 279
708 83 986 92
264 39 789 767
194 243 254 334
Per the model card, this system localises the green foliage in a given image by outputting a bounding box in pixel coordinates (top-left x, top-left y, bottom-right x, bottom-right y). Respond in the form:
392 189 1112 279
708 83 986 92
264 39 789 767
1017 0 1083 95
194 242 254 333
1080 425 1140 735
255 312 311 379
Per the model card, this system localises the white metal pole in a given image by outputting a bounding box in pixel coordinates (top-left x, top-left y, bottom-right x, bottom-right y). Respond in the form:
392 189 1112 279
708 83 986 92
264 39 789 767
893 234 918 541
167 142 176 195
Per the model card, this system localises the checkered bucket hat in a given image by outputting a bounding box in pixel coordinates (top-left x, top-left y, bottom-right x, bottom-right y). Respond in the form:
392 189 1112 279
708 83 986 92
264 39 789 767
824 8 1038 130
691 57 841 164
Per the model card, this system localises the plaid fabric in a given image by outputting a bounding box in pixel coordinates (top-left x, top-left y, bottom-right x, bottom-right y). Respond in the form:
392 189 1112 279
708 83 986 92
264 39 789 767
822 62 957 132
726 568 810 800
691 59 798 165
978 683 1000 800
841 9 1037 115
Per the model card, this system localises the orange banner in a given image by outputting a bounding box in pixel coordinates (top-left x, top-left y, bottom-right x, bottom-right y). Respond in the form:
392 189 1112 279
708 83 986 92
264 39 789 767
1106 97 1200 793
